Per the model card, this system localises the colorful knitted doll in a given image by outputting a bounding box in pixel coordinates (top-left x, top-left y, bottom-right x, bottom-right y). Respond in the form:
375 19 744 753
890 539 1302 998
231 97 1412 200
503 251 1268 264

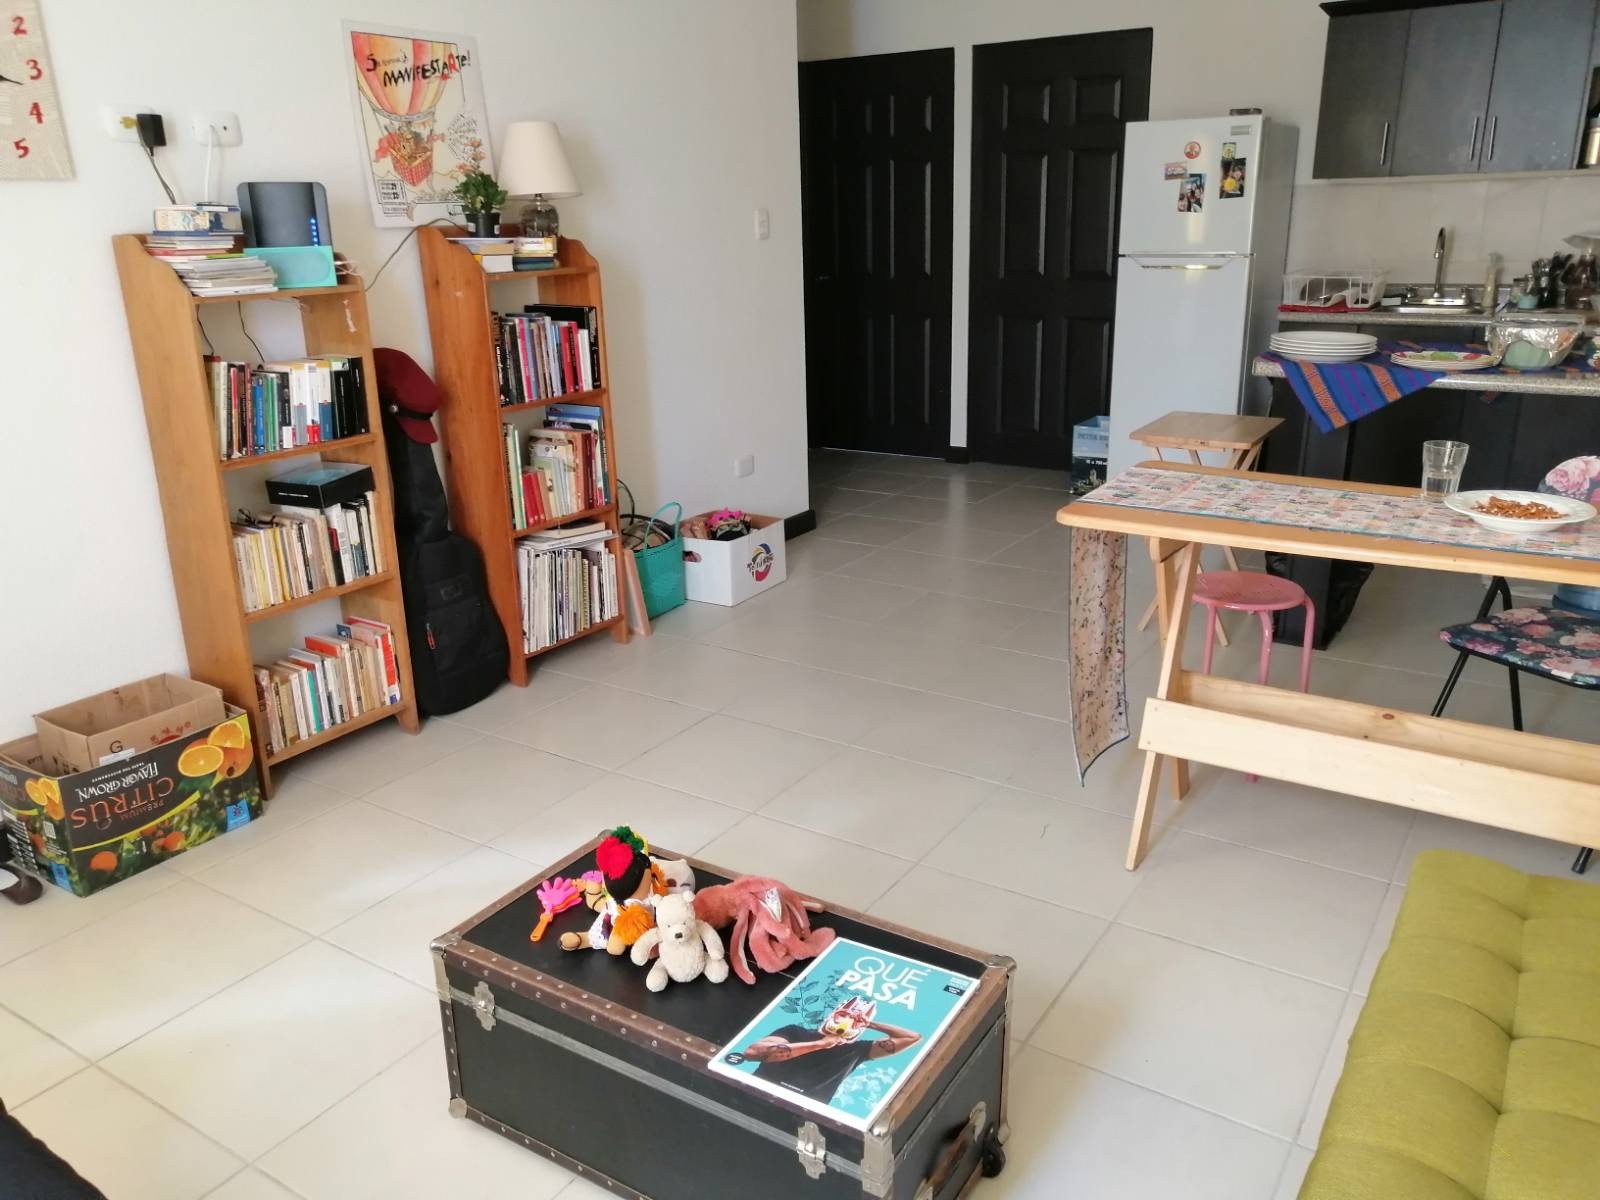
560 826 659 955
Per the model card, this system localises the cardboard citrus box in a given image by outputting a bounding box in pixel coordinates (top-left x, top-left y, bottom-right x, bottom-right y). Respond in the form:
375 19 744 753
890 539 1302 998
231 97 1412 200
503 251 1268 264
33 673 226 774
0 706 262 897
681 513 787 606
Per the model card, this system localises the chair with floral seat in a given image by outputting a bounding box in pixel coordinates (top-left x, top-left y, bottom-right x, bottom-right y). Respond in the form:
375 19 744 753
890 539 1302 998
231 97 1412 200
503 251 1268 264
1430 455 1600 875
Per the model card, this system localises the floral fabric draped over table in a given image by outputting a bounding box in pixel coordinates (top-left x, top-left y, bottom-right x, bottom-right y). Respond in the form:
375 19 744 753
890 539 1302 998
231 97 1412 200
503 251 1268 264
1067 527 1128 780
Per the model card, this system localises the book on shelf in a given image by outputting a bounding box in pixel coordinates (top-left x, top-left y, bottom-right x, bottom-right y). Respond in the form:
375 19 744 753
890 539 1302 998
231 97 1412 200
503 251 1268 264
252 618 401 754
502 415 608 530
493 303 602 404
207 356 370 459
231 490 384 612
148 229 277 295
515 526 619 653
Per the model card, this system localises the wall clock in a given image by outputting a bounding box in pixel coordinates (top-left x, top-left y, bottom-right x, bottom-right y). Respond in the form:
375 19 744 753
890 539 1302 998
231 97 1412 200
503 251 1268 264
0 0 71 180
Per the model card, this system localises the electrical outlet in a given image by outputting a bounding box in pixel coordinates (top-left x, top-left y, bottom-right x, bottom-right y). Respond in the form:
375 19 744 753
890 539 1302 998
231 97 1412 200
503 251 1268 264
192 110 242 147
102 103 155 143
754 207 770 240
735 455 755 478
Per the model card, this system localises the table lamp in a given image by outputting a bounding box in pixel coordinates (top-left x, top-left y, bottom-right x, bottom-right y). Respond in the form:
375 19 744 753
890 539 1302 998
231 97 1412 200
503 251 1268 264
499 120 581 240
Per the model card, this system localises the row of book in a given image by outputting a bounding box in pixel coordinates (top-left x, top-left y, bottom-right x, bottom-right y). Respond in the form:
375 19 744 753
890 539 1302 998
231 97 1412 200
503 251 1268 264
516 524 619 653
451 235 561 274
503 406 608 530
494 304 602 405
232 495 383 612
207 356 370 459
253 619 402 755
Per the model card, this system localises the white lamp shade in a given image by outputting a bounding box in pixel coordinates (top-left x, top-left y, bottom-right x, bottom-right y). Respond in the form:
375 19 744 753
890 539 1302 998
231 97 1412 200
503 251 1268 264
498 121 581 199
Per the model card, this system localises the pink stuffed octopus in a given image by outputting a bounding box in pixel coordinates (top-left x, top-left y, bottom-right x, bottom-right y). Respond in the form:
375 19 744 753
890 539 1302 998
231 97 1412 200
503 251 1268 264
693 877 836 985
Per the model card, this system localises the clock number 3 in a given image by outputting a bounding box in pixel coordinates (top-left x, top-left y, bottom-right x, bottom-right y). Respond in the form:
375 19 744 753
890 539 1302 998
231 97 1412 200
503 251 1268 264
13 137 29 158
11 15 27 35
25 57 40 79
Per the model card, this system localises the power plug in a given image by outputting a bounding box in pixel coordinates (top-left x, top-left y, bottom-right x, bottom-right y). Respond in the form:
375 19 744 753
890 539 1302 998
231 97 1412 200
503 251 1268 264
135 112 166 149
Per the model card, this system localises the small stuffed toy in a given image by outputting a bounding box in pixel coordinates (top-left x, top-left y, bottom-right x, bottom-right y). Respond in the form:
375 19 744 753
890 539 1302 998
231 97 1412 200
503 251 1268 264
561 827 658 955
694 877 836 985
631 892 728 991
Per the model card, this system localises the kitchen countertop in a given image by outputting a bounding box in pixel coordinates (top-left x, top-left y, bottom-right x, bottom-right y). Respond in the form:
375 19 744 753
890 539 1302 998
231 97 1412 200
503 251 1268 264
1252 355 1600 395
1279 308 1597 327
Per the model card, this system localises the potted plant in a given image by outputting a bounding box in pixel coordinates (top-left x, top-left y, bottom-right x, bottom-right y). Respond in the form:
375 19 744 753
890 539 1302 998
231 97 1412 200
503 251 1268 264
457 168 508 237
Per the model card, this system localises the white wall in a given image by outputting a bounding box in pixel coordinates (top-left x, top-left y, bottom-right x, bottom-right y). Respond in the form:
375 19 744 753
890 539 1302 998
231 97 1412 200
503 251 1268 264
0 0 808 734
798 0 1600 443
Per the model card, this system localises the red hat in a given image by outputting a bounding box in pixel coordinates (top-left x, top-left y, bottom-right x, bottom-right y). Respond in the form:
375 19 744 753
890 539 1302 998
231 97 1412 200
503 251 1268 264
374 347 441 444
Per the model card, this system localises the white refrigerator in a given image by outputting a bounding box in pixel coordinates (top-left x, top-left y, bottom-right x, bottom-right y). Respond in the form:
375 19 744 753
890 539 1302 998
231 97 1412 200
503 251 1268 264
1105 115 1297 478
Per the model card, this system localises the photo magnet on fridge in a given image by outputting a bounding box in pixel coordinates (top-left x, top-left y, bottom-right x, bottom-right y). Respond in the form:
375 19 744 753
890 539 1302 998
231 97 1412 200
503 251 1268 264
1178 172 1205 213
1221 157 1246 199
1163 162 1186 180
1221 141 1237 160
1183 140 1201 159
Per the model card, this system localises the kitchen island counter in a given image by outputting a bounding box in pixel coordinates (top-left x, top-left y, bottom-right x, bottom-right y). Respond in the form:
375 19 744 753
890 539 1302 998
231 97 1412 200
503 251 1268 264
1253 354 1600 396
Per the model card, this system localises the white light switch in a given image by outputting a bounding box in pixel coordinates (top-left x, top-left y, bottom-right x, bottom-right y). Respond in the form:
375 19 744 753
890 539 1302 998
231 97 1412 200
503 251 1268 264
754 207 770 240
735 455 755 478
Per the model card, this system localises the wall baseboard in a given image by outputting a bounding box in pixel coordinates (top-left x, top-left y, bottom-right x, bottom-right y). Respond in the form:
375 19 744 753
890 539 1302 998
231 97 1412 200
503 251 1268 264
785 509 818 539
944 445 970 464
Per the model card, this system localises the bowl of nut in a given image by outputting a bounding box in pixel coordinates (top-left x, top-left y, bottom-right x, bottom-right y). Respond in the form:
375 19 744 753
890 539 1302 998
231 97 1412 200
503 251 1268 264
1444 490 1597 536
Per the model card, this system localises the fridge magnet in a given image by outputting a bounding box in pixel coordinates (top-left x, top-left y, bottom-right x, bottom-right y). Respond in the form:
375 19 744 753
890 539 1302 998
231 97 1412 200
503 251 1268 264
342 20 493 227
1183 140 1201 159
1221 141 1237 161
1163 161 1186 180
1178 172 1205 213
1221 157 1246 200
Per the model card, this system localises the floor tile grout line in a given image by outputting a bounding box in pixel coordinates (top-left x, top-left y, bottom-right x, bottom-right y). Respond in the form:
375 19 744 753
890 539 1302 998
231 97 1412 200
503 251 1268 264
1025 1039 1303 1148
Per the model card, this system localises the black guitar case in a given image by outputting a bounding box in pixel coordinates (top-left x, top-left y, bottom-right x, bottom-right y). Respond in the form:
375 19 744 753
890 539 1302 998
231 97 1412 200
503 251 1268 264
377 352 508 716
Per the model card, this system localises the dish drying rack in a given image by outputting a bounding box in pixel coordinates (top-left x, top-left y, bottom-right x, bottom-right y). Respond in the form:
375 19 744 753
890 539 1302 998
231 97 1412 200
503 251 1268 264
1282 270 1387 310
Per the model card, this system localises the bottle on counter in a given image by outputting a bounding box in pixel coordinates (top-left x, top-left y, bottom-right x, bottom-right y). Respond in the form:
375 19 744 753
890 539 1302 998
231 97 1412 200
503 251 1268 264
1483 254 1501 314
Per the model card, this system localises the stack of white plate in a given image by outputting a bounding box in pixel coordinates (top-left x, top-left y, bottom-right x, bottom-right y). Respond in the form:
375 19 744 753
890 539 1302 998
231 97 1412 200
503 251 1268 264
1269 330 1378 364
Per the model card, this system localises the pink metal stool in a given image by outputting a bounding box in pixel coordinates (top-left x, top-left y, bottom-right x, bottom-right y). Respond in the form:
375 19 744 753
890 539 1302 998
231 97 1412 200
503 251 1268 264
1192 571 1315 781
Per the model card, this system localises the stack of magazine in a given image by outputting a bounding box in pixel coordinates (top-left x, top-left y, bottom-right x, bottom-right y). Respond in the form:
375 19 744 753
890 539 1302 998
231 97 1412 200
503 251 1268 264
515 522 618 652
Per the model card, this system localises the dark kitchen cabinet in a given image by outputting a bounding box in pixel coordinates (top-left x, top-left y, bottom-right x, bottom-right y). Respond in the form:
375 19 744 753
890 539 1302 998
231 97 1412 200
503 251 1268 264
1482 0 1597 171
1313 10 1411 178
1391 1 1503 175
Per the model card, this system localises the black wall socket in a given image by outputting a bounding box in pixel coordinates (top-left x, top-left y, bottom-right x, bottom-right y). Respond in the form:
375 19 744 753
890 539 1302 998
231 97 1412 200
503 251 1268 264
135 112 166 148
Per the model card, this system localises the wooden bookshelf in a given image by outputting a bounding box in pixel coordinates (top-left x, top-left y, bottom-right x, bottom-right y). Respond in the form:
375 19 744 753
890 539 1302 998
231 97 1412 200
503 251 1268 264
112 235 421 794
417 229 628 687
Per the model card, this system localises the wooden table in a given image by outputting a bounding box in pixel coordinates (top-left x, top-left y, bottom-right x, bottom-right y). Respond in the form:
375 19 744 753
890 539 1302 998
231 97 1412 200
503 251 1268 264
1057 462 1600 870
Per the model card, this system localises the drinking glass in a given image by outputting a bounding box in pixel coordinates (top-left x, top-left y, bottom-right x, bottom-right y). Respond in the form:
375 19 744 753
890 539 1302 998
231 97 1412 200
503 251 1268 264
1421 440 1469 499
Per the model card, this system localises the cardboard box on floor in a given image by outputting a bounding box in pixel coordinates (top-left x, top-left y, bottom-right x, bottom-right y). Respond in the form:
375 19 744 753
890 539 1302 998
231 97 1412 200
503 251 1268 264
682 513 787 606
33 673 226 774
0 703 263 897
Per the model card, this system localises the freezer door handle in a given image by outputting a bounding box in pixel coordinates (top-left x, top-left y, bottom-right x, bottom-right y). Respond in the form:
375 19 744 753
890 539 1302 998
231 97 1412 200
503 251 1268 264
1126 253 1246 271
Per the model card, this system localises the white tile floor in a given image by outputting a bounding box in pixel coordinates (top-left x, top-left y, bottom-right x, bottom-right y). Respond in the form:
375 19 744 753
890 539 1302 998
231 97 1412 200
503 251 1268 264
5 446 1596 1199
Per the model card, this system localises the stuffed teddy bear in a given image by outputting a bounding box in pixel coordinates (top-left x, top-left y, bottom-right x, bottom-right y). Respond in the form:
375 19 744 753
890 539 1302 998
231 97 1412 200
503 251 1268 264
630 892 728 992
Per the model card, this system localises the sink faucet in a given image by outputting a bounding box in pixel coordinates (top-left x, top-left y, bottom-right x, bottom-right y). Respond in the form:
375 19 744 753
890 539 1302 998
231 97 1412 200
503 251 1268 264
1431 227 1447 299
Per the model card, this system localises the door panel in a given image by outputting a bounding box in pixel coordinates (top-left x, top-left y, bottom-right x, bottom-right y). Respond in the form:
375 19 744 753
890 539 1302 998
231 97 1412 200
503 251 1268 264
968 29 1152 468
1313 10 1410 179
1483 0 1595 172
1391 1 1503 176
800 50 954 458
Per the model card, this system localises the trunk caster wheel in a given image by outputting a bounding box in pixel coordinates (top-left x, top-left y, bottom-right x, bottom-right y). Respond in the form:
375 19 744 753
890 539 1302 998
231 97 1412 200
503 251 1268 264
980 1128 1006 1178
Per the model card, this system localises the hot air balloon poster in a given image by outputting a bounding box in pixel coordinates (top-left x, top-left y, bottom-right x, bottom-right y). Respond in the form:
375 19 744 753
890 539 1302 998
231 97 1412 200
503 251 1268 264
342 21 492 228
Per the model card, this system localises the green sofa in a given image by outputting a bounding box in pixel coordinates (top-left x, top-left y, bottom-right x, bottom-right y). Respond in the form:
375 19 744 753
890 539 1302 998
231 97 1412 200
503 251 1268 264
1301 849 1600 1199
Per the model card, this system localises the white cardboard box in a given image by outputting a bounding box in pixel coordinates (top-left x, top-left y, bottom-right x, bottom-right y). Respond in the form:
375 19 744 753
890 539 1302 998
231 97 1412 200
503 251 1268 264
682 514 787 606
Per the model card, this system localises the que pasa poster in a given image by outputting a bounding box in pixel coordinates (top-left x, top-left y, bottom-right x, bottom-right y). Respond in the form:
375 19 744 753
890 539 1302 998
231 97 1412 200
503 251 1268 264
342 21 492 227
710 938 978 1130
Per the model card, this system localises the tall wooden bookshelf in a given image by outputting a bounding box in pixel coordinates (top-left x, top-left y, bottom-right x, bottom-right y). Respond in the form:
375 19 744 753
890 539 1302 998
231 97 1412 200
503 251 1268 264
112 235 420 793
417 229 628 687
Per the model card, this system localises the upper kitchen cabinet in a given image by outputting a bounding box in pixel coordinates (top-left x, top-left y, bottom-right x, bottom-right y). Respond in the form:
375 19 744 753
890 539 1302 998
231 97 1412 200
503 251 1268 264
1482 0 1597 171
1313 9 1411 177
1390 1 1502 175
1316 0 1600 178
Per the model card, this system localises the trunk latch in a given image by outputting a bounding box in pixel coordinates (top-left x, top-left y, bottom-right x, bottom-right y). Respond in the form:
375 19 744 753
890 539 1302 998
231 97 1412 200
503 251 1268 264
796 1121 827 1179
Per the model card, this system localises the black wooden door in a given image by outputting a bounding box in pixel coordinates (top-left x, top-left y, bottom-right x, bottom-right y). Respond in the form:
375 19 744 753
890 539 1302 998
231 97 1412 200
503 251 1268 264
1312 10 1410 179
1482 0 1596 172
966 30 1151 468
1391 1 1503 176
800 50 954 458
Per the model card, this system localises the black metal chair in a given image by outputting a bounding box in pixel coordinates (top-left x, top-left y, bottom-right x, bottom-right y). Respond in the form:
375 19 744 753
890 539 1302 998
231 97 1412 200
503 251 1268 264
1432 584 1598 876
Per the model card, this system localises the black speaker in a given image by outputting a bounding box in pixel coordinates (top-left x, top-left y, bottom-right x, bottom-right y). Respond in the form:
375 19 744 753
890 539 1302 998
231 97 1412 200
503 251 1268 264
237 181 332 247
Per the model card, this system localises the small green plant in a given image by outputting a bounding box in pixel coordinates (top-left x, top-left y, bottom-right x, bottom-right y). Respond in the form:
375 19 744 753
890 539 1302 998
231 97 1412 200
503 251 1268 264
456 168 507 215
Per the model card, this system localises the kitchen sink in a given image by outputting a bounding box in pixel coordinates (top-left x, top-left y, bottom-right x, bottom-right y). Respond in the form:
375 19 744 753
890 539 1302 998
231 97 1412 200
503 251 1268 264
1382 302 1486 315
